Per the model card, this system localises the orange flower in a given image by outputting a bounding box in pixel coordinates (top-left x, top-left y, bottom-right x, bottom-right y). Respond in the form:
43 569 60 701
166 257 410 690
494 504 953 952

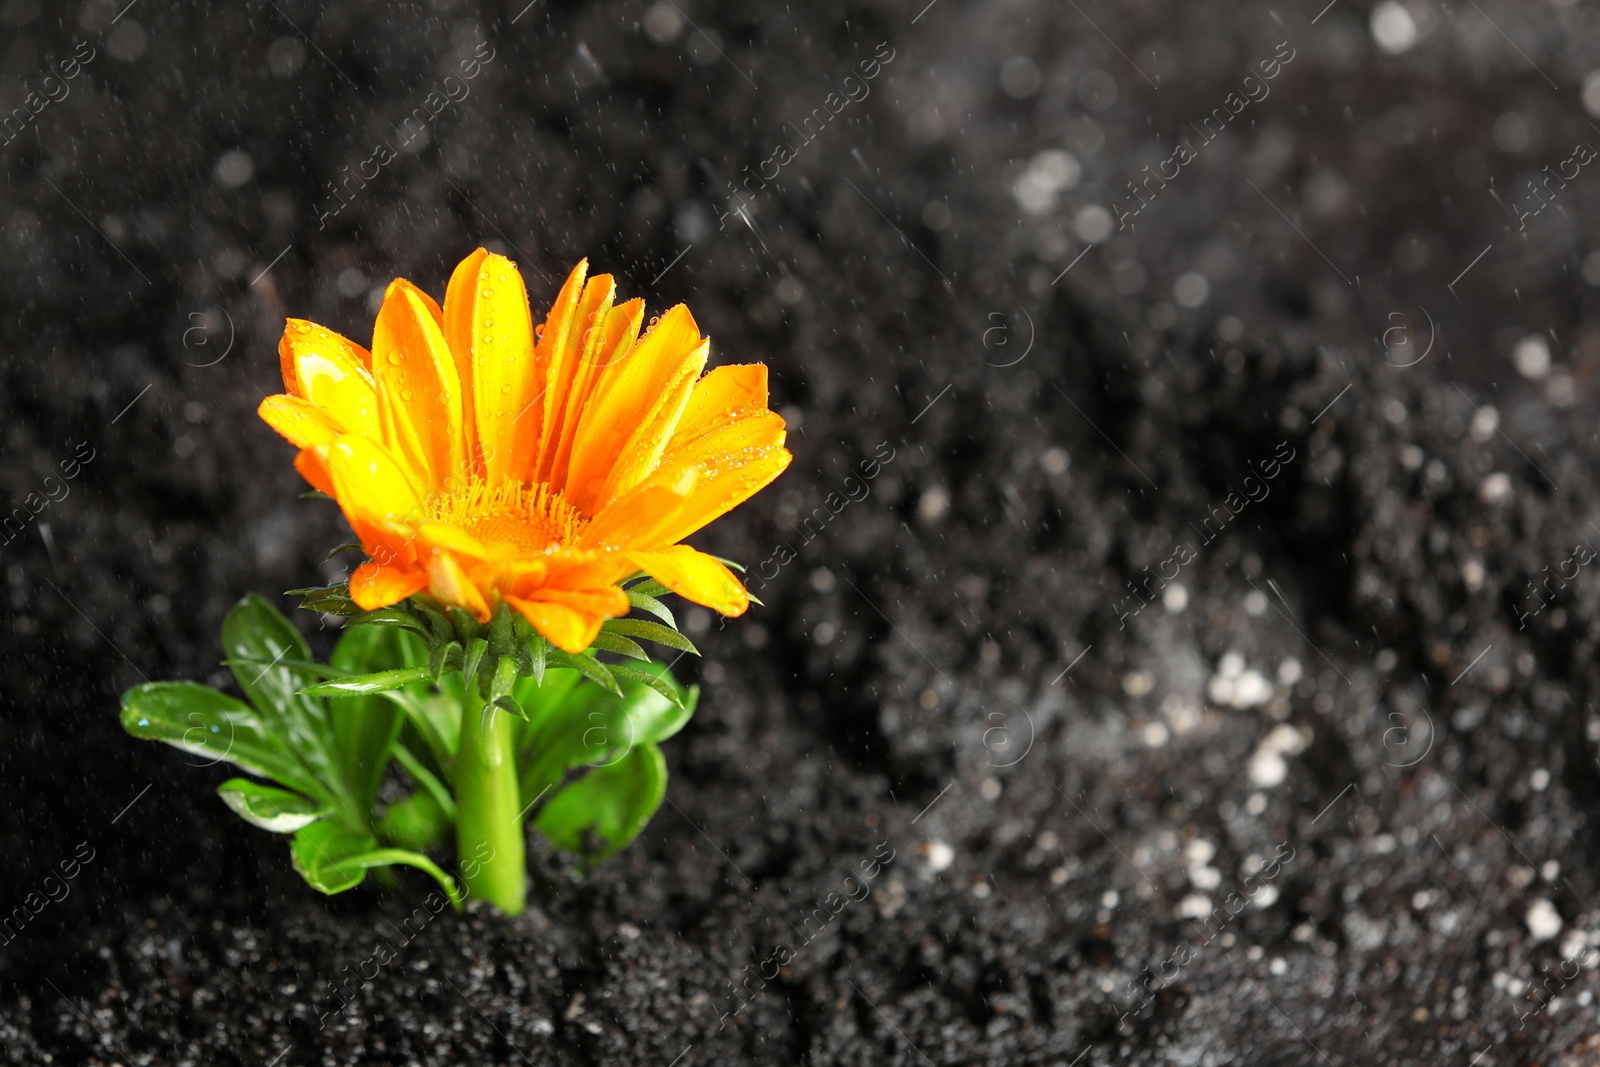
259 249 790 653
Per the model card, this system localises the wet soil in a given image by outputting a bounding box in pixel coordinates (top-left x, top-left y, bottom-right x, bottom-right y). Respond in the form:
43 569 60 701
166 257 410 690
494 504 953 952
4 0 1600 1064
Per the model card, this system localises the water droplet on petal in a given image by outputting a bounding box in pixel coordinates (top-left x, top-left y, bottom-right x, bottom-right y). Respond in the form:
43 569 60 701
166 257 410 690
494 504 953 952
388 352 404 365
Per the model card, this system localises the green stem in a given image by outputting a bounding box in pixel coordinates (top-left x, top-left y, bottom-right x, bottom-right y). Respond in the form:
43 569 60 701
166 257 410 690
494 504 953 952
454 684 526 915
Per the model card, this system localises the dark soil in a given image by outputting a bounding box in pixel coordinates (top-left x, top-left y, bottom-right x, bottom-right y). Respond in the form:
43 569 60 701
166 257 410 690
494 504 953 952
4 0 1600 1063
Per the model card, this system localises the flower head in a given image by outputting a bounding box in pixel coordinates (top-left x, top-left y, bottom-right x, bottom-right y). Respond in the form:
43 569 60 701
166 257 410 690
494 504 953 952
260 249 790 652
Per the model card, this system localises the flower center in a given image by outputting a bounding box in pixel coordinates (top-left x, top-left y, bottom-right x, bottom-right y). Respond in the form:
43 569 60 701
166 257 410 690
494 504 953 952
427 480 587 557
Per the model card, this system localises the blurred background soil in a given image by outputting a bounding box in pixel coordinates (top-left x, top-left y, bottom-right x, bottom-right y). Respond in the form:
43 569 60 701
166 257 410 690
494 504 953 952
3 0 1600 1063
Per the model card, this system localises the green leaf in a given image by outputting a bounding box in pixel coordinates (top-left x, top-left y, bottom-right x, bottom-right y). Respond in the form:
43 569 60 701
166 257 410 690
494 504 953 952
393 743 457 819
329 626 427 816
121 683 328 803
218 778 326 833
376 788 450 852
536 744 667 863
301 666 432 696
517 662 694 810
291 821 463 908
509 667 582 759
626 588 676 628
223 595 337 774
392 691 460 772
602 618 698 655
323 542 364 562
587 632 649 661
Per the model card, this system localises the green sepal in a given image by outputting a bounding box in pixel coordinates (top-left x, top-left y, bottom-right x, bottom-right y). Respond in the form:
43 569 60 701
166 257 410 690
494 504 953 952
429 642 462 685
548 649 622 696
524 634 548 684
447 607 483 645
490 655 519 701
491 695 527 721
301 666 432 697
488 603 517 657
218 778 326 833
416 602 455 645
535 743 667 864
348 607 430 636
588 632 649 661
626 578 672 599
607 664 692 710
285 583 362 617
602 618 698 655
462 637 489 686
625 588 676 628
291 821 463 909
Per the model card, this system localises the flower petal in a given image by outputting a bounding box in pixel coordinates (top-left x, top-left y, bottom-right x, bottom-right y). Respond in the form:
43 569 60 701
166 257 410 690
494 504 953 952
417 522 493 560
529 259 589 480
504 594 607 654
539 274 616 489
627 545 750 616
325 435 424 523
350 559 428 610
281 323 380 437
459 253 541 487
427 551 491 621
259 394 347 450
279 319 373 395
553 296 644 503
294 448 337 495
580 482 691 550
672 364 770 448
442 247 490 467
372 279 466 488
597 412 790 548
567 303 702 514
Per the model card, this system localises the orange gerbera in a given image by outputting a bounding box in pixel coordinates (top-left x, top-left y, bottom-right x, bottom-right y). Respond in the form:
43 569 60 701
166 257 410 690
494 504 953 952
258 249 790 653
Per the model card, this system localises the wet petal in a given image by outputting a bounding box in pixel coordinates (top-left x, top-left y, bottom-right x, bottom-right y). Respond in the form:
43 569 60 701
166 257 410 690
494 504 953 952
372 279 466 488
350 560 428 610
504 595 607 654
627 545 749 616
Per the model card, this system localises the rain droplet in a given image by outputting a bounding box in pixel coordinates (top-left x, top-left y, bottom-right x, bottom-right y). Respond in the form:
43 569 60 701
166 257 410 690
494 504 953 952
387 352 404 365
